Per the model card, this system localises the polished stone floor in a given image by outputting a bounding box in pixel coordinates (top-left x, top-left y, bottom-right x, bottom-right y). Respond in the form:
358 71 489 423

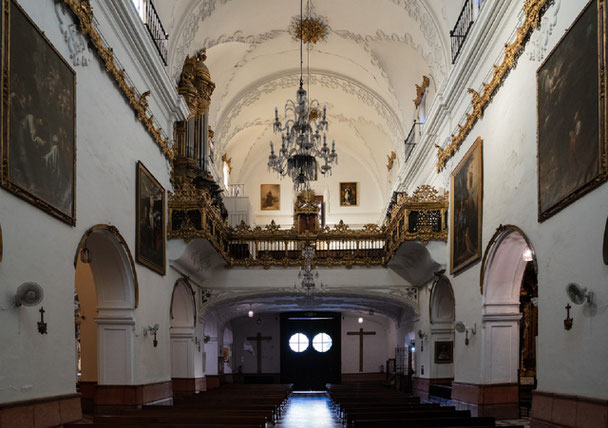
275 392 342 428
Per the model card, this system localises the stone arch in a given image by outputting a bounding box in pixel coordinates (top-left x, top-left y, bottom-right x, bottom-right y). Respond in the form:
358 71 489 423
479 225 537 386
74 224 137 391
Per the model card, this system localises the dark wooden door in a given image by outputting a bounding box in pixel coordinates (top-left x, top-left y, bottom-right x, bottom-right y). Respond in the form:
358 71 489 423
280 312 341 390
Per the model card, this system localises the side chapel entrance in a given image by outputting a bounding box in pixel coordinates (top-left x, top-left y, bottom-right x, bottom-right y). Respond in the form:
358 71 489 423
73 225 138 411
480 225 537 418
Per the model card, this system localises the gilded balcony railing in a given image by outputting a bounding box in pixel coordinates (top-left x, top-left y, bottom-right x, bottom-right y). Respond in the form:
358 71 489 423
168 184 448 268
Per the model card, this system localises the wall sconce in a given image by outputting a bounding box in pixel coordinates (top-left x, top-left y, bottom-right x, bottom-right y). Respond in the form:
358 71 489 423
417 330 427 351
563 283 593 330
248 310 254 318
564 304 573 330
358 317 363 324
455 321 476 345
38 307 48 335
144 324 159 347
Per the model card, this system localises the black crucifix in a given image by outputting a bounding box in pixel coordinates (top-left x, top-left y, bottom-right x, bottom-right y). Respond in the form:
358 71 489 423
347 328 376 372
246 332 272 373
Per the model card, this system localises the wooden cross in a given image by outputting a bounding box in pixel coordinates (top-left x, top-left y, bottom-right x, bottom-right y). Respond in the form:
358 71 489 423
347 328 376 372
246 332 272 373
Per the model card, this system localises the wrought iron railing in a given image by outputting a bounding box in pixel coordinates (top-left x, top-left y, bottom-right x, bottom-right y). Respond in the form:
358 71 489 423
139 0 169 65
450 0 474 64
168 184 448 268
404 121 423 164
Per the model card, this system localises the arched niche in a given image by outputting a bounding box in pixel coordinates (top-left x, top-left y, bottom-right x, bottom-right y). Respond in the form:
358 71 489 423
170 278 196 328
170 278 198 381
74 225 137 386
430 276 455 324
478 225 537 385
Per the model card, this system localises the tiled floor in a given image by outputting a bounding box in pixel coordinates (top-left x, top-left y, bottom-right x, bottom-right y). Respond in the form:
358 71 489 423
496 418 531 427
275 392 342 428
275 392 531 428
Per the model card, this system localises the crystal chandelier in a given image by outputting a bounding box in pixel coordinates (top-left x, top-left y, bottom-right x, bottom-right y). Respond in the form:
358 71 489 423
267 0 337 192
294 246 326 294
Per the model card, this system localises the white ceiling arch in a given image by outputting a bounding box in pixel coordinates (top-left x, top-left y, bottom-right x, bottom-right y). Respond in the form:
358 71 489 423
154 0 461 218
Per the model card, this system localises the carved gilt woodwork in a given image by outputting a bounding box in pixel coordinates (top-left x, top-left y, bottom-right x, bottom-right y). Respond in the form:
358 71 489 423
413 75 430 108
386 151 397 171
436 0 553 171
60 0 173 160
168 184 448 268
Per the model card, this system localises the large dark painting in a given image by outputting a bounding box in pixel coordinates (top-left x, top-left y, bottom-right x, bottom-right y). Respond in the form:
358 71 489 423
537 0 606 221
136 161 165 275
450 137 482 274
1 0 76 225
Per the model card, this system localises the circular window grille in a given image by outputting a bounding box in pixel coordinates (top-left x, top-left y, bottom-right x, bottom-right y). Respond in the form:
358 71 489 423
312 332 332 352
288 333 309 352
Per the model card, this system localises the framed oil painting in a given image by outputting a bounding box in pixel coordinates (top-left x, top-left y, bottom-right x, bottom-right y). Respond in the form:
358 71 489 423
261 184 280 210
537 0 607 222
136 161 166 275
434 341 453 364
1 0 76 225
340 182 358 206
450 137 482 274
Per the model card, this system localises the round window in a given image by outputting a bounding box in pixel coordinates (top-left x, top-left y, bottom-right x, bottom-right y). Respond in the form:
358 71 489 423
312 333 332 352
288 333 309 352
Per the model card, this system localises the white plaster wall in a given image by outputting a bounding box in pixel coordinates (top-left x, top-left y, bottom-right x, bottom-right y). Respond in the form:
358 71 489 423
231 314 281 374
241 150 385 228
341 313 392 373
412 282 433 378
406 0 607 399
0 0 183 404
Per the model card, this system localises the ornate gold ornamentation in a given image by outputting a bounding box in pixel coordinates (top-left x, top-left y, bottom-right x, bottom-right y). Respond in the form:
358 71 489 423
293 17 328 44
386 151 397 171
413 75 430 107
61 0 174 160
221 154 232 174
169 184 448 267
436 0 552 171
178 49 215 114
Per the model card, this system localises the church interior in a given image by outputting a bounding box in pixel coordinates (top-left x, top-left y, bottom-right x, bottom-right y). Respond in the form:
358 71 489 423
0 0 607 427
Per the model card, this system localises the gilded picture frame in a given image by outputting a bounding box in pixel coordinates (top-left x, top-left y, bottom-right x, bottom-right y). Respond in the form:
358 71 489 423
339 182 358 207
261 184 280 210
136 161 166 275
537 0 607 222
434 341 453 364
450 137 483 275
1 0 76 225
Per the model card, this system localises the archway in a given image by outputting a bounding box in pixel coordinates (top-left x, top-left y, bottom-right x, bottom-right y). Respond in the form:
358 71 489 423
480 225 537 418
74 225 138 410
428 275 455 400
170 278 202 393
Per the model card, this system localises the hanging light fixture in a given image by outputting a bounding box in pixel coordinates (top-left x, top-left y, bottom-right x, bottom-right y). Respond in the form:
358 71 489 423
268 0 337 192
294 246 326 294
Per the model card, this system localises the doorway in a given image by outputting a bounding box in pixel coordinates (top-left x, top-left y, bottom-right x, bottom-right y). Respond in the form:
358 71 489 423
280 312 341 390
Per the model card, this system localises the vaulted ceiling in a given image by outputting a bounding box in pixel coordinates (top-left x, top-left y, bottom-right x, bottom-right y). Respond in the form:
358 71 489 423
156 0 460 206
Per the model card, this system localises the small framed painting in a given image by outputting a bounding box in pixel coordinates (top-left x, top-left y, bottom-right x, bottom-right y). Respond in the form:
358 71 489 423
434 341 453 364
136 161 166 275
340 182 358 206
450 137 483 274
261 184 280 210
